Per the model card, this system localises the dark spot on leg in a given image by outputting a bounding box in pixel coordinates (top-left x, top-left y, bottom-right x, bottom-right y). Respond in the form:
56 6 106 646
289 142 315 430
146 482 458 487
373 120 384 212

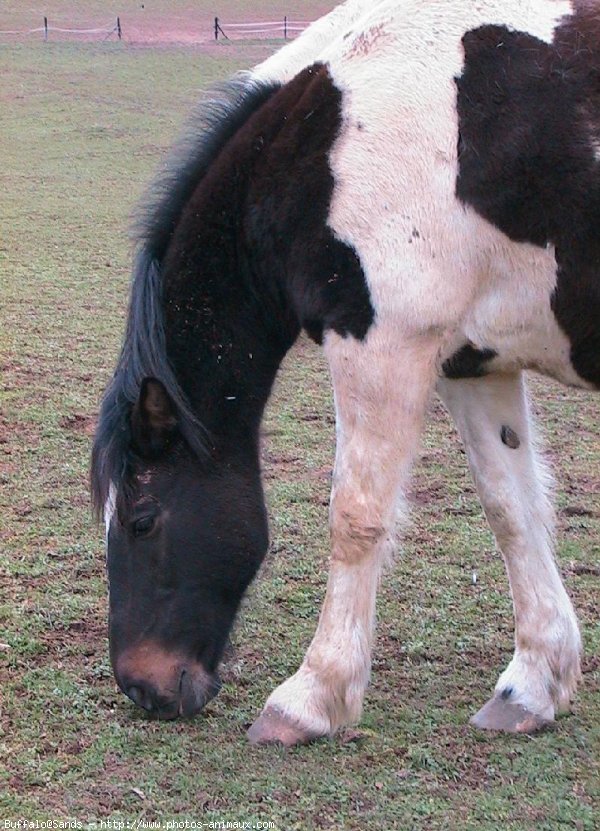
442 344 497 379
501 425 520 449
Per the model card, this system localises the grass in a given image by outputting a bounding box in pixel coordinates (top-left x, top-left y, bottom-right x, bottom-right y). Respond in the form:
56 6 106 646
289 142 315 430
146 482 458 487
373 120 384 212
1 10 599 829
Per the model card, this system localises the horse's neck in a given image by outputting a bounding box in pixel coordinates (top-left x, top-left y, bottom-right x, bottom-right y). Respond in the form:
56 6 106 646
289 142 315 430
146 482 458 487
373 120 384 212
161 225 297 441
158 125 312 435
159 66 342 437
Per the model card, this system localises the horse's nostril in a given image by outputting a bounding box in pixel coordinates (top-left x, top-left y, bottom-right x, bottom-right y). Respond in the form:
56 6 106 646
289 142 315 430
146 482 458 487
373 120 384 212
127 683 155 712
208 673 222 702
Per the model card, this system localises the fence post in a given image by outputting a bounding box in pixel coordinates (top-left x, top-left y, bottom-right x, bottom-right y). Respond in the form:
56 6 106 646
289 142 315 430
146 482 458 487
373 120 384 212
44 16 48 40
117 17 122 40
284 15 287 39
214 17 219 41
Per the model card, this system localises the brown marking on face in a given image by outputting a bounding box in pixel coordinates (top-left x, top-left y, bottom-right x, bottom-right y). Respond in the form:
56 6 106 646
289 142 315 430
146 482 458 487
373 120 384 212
115 640 211 697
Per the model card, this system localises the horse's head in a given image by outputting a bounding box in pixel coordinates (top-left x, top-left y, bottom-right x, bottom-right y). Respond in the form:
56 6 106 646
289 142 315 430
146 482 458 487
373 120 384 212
99 378 268 718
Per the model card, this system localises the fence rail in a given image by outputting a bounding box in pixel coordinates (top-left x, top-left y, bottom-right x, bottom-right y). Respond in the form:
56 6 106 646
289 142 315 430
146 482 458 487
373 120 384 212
0 15 310 43
214 16 309 41
0 17 122 40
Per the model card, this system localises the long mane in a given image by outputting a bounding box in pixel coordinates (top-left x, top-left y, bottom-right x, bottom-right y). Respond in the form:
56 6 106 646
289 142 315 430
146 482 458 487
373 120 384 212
91 73 279 516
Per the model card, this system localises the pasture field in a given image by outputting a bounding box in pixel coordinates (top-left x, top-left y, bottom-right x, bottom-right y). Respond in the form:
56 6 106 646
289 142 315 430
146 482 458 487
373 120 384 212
1 7 599 829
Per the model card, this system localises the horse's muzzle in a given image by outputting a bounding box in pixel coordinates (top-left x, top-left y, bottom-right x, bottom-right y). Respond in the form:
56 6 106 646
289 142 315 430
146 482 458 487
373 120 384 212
113 641 220 719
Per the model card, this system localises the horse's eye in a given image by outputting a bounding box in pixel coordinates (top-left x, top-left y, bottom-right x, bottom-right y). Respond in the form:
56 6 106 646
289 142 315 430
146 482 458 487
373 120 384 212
132 514 156 537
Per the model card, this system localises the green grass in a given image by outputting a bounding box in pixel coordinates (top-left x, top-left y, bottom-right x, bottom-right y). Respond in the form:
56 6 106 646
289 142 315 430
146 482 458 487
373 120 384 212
1 21 599 830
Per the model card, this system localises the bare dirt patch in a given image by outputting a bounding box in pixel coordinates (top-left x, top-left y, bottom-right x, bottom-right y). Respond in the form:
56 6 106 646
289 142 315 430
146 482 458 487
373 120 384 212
59 413 96 435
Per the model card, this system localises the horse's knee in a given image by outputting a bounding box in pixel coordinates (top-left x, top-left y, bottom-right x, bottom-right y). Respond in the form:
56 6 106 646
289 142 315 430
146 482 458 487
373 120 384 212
330 501 388 564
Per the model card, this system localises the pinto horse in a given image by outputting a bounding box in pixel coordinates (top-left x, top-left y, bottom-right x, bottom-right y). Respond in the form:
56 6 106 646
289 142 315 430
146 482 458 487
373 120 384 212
92 0 598 744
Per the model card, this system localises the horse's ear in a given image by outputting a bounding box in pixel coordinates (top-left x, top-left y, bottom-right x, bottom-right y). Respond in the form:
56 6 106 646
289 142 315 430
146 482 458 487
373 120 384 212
131 378 178 457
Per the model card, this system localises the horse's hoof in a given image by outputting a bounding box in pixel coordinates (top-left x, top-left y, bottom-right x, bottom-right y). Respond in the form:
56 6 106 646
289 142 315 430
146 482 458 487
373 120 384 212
247 706 321 746
470 695 552 733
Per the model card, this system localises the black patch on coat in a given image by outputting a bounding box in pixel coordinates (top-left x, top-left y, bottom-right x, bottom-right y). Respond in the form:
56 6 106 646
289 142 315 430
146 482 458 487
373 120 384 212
456 7 600 387
442 344 497 379
247 63 375 345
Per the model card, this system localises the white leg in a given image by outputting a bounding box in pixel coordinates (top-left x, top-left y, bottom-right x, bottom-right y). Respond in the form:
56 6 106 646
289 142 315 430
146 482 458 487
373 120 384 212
248 327 441 745
438 373 581 732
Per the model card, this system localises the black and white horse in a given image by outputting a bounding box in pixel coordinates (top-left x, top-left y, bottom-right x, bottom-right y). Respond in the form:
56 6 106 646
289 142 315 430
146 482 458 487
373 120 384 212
92 0 598 744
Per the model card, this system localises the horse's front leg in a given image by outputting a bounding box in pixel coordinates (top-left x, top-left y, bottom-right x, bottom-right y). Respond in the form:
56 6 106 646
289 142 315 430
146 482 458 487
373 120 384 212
438 372 581 732
249 328 440 745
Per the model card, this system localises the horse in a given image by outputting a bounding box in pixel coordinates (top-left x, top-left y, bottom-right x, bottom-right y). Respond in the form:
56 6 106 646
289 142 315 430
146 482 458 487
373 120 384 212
91 0 598 745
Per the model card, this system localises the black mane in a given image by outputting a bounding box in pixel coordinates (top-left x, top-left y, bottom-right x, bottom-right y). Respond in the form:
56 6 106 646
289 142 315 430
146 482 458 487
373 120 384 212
91 73 279 516
132 72 279 265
